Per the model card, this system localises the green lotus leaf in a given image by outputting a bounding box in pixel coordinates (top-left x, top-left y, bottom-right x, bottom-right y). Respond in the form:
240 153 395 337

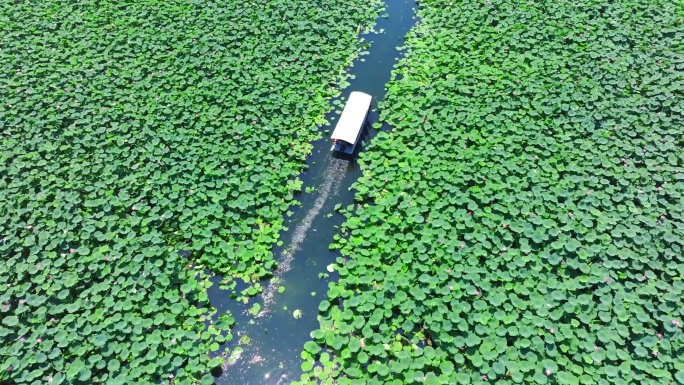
2 316 18 327
66 359 85 379
456 372 470 384
93 334 108 347
319 300 331 312
170 303 184 315
78 368 92 382
345 366 363 378
376 363 390 376
466 333 482 347
439 360 455 375
675 372 684 383
304 341 321 354
107 359 120 373
301 360 314 372
348 337 362 353
200 374 214 385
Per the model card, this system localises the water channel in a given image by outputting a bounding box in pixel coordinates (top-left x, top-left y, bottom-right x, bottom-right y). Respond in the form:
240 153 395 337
208 0 417 383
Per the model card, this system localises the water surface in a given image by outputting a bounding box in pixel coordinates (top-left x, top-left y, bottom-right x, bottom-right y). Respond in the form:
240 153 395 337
209 0 418 383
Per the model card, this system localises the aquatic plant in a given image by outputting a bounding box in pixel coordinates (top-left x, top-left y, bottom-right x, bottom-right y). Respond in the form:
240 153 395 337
297 0 684 383
0 0 378 382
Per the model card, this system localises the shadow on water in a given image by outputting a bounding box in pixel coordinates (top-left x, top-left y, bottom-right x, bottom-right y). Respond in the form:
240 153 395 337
208 0 417 383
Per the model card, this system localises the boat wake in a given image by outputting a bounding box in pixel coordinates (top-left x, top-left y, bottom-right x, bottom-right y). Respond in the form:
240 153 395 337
259 157 348 315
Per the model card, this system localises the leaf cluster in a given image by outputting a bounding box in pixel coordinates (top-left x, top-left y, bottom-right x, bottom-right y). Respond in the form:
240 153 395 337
297 0 684 384
0 0 378 383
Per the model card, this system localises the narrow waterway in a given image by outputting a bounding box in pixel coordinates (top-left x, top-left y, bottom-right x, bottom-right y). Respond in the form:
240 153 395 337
208 0 417 383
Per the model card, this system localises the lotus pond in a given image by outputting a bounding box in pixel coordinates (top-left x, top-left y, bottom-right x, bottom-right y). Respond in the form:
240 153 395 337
0 0 378 383
298 0 684 384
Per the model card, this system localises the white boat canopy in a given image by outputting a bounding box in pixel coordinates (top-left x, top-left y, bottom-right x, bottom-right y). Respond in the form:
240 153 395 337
330 91 372 144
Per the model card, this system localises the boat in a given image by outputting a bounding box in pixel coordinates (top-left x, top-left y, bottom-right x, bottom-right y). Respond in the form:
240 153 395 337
330 91 372 155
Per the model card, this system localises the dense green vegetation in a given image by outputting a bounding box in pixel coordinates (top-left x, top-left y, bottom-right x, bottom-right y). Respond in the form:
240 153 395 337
0 0 377 383
299 0 684 384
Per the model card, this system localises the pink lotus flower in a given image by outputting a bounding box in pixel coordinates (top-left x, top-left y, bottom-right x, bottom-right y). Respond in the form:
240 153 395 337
652 350 658 356
605 278 611 284
549 328 554 334
545 369 552 376
594 345 599 350
449 286 454 290
19 337 25 342
474 290 481 296
482 177 486 180
446 269 451 273
672 320 680 326
460 244 465 248
36 338 42 342
169 374 174 379
657 334 663 339
482 375 487 380
502 223 507 228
